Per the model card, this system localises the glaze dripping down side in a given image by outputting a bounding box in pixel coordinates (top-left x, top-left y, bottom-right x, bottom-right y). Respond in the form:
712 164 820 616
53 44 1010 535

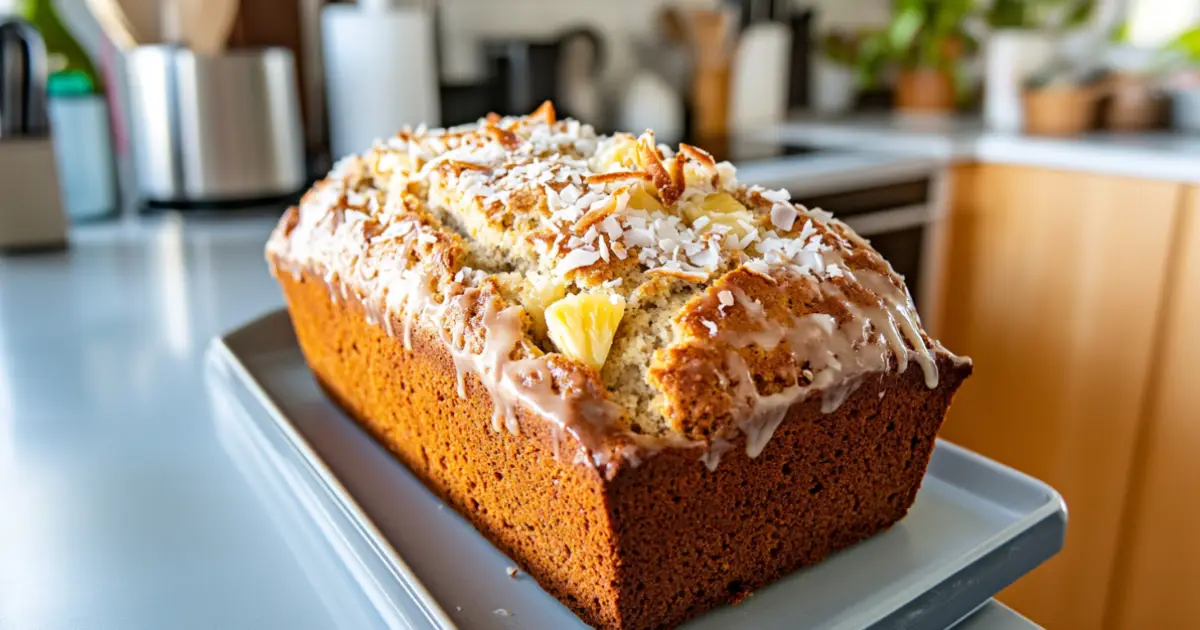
265 107 969 475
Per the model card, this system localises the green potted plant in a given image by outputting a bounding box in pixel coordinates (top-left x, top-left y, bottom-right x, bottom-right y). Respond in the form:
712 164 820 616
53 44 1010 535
857 0 978 113
983 0 1095 131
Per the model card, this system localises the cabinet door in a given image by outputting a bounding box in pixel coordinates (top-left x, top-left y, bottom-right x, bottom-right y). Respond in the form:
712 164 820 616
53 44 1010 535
1108 187 1200 629
936 164 1183 629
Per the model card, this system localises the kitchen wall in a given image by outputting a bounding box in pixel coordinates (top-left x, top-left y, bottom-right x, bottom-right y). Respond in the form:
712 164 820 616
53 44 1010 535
438 0 892 89
1127 0 1200 46
801 0 892 30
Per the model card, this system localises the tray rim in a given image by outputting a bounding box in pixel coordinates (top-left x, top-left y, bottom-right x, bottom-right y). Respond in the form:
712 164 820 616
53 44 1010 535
211 313 459 630
213 308 1067 630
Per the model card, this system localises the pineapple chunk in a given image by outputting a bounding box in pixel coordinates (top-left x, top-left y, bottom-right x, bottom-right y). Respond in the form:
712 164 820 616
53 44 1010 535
544 292 626 370
627 182 664 213
681 192 757 239
683 163 715 191
595 134 639 172
698 191 747 214
523 274 567 337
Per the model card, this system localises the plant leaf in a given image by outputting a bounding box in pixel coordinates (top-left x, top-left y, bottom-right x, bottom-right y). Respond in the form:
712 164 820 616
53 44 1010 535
1064 0 1095 30
1167 26 1200 62
888 1 925 54
855 31 890 87
1110 20 1130 44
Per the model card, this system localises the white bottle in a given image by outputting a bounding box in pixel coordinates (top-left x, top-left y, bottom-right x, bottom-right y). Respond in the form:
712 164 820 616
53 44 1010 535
730 22 792 131
619 71 684 145
322 1 441 159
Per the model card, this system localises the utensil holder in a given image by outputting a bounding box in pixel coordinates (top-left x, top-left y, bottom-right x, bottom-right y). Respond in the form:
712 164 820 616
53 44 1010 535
1023 85 1098 137
125 46 306 208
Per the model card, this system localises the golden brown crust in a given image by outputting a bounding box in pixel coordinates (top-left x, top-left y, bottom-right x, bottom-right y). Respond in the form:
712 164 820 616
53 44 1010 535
656 267 861 438
277 267 972 630
268 104 975 629
280 270 625 626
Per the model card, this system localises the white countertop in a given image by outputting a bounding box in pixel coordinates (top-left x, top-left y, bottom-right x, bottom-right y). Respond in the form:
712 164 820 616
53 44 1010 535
755 115 1200 184
734 150 945 196
0 215 350 629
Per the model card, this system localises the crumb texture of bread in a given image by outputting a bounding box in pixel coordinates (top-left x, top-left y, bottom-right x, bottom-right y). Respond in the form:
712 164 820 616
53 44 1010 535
267 103 973 629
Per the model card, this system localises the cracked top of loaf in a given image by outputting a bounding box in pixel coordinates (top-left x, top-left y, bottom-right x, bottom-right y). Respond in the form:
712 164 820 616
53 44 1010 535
267 103 966 471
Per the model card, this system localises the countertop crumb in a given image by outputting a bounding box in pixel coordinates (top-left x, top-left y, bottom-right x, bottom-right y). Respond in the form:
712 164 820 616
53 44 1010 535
455 606 462 611
505 566 519 578
493 608 512 616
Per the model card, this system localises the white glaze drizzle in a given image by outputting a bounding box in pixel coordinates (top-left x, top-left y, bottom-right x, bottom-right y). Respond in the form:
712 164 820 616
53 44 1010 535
275 248 940 475
381 265 642 475
706 262 939 465
272 225 944 474
266 111 961 474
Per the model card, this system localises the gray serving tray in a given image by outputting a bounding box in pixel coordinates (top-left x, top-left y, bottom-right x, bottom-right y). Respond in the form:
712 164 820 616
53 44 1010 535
207 310 1064 630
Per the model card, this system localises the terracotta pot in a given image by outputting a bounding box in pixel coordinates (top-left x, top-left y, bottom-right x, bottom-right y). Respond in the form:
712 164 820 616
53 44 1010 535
896 69 956 113
1023 85 1098 136
1100 74 1166 131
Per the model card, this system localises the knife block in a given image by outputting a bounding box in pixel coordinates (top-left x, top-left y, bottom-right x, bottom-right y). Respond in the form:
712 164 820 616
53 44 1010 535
0 138 68 252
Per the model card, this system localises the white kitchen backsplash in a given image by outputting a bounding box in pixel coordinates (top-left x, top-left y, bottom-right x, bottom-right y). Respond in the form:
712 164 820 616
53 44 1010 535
438 0 688 88
438 0 892 89
803 0 892 30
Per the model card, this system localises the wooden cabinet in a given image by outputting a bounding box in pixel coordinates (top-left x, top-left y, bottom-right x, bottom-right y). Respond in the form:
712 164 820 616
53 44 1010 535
934 164 1186 629
1108 187 1200 628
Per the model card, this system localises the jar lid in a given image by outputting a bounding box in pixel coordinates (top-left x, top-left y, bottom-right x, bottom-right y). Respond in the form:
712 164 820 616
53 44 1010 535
47 70 94 97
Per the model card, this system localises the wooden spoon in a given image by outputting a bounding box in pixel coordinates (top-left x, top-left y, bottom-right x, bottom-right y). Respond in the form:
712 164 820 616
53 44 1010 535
178 0 240 55
85 0 160 49
682 8 735 69
682 9 735 142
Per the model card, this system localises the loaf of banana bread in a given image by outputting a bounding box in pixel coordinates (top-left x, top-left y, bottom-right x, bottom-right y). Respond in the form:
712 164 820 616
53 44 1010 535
267 102 971 629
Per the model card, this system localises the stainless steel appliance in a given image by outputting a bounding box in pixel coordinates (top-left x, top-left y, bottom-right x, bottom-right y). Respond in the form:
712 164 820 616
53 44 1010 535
125 46 306 209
